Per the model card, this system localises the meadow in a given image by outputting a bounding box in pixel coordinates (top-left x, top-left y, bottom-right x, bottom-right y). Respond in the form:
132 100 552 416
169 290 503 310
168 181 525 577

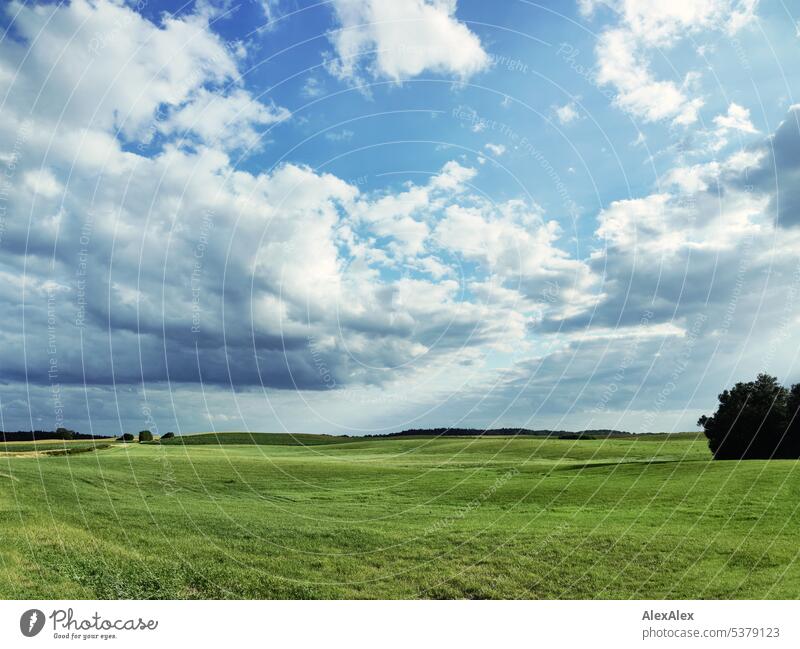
1 433 799 599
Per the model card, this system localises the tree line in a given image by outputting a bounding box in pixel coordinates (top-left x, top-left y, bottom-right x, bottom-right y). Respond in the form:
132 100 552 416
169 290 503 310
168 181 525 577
367 428 631 438
0 429 176 443
0 428 108 442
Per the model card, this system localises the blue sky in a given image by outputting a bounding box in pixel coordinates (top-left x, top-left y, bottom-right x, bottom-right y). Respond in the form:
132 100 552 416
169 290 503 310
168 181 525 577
1 0 799 435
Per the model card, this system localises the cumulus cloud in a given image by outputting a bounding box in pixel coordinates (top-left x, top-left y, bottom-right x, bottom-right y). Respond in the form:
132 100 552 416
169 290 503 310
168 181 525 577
0 0 288 154
595 28 703 125
588 0 758 45
0 1 584 421
161 88 290 151
714 102 759 134
595 188 766 256
325 0 489 84
589 0 758 124
434 199 601 320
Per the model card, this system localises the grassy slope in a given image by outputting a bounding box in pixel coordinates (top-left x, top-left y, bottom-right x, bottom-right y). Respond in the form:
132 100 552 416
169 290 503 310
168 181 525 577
1 435 798 599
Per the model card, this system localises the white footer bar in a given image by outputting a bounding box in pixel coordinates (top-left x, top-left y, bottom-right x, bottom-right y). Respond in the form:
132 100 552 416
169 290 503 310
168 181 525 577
1 600 796 648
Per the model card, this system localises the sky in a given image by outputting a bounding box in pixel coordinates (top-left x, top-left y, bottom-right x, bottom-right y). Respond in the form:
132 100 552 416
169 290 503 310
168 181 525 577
0 0 799 436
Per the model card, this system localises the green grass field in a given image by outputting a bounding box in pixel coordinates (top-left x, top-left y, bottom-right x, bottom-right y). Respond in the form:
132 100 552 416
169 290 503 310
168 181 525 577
1 433 799 599
0 440 112 455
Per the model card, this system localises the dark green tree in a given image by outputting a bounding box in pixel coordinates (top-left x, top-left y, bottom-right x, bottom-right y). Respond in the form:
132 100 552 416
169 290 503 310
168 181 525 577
55 427 75 440
161 432 175 440
138 430 153 442
119 433 134 442
785 383 800 457
698 373 798 459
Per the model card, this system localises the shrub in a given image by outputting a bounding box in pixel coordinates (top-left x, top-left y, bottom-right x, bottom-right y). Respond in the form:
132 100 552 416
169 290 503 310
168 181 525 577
698 373 800 459
161 432 175 440
119 433 134 442
138 430 153 442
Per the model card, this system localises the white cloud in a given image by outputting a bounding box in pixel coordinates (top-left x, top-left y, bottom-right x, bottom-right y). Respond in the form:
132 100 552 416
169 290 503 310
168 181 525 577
554 102 579 125
724 148 764 172
665 162 719 193
435 199 601 318
325 129 355 141
301 76 325 98
595 28 702 124
0 0 288 154
592 1 759 125
162 88 290 151
326 0 489 84
429 159 476 191
565 322 686 343
23 168 62 198
257 0 280 23
484 142 506 156
596 194 674 253
713 102 758 134
610 0 757 46
578 0 601 16
595 187 767 255
349 161 475 257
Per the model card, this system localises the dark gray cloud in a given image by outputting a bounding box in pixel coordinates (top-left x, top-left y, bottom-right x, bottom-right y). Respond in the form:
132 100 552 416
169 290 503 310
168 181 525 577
741 107 800 227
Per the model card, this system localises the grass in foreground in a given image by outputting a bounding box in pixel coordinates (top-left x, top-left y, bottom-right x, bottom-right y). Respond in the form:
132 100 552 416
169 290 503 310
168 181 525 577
1 433 799 599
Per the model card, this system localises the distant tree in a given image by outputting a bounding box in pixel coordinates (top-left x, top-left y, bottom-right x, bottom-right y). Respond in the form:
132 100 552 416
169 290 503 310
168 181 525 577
698 373 799 459
161 432 175 440
138 430 153 442
119 433 135 442
55 427 75 440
